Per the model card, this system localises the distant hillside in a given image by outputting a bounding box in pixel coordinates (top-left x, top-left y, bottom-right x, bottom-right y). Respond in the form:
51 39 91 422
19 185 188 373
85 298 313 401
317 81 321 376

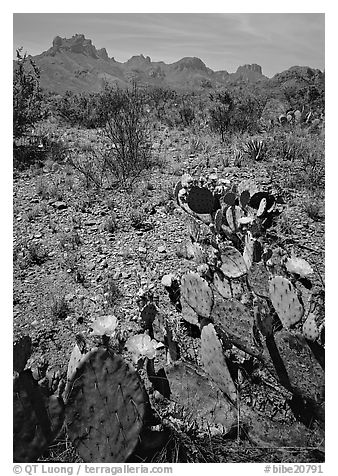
14 34 324 100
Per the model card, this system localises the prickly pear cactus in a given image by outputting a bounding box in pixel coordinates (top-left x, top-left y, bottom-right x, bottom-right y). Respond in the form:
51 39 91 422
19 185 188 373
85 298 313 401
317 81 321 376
13 334 32 373
239 190 250 208
200 322 237 404
186 186 215 214
243 231 256 270
254 297 273 337
220 246 247 278
269 276 304 328
13 370 65 462
65 348 146 463
223 192 237 207
165 361 237 433
214 208 223 233
173 180 182 203
302 313 319 342
66 339 90 388
181 272 213 318
211 299 256 352
225 205 243 231
180 297 199 326
213 270 232 299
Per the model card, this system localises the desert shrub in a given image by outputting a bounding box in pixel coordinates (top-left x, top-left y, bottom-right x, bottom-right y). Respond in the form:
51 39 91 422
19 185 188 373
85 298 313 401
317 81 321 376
303 195 324 222
230 93 265 133
130 209 148 229
103 276 123 307
178 103 195 127
52 91 105 128
100 84 153 188
13 48 44 138
145 86 177 121
267 130 324 192
25 242 49 266
208 90 234 142
13 134 67 170
244 138 267 161
68 143 107 189
104 214 117 234
51 295 69 320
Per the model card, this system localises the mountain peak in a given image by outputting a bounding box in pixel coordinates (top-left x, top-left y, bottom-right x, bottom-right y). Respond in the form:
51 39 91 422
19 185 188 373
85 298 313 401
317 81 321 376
125 54 151 65
47 34 108 60
172 57 208 72
236 63 263 75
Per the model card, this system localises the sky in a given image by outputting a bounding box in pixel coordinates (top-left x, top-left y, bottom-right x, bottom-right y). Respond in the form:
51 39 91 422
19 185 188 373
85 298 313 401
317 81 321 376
13 13 325 77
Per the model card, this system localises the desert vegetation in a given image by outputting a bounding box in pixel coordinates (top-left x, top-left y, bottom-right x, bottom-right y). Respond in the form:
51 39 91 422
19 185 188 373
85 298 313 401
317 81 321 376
13 48 324 464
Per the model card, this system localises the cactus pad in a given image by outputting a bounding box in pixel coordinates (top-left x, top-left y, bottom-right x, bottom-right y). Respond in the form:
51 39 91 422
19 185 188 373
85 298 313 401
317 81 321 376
302 313 319 342
249 192 274 210
173 180 182 203
213 270 232 299
181 272 213 318
13 370 64 462
180 297 199 326
243 231 256 270
239 190 250 208
225 205 243 231
13 334 32 373
200 323 237 403
257 198 267 217
186 186 215 214
66 341 90 388
214 208 223 233
165 361 237 433
269 276 304 328
140 302 158 329
220 246 247 278
223 192 236 207
65 348 146 463
254 297 273 337
211 299 255 350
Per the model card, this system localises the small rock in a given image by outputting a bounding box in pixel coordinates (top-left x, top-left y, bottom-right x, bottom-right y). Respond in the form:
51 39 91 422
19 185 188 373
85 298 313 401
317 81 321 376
157 246 166 253
122 271 131 279
53 201 67 210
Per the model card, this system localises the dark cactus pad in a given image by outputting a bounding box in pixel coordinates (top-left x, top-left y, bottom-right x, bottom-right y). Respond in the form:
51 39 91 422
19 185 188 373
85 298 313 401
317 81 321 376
249 192 275 210
65 348 146 463
187 186 214 214
13 370 64 462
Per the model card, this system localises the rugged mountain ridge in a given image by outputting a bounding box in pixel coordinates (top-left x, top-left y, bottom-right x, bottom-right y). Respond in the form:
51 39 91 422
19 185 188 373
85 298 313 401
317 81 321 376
19 34 323 95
